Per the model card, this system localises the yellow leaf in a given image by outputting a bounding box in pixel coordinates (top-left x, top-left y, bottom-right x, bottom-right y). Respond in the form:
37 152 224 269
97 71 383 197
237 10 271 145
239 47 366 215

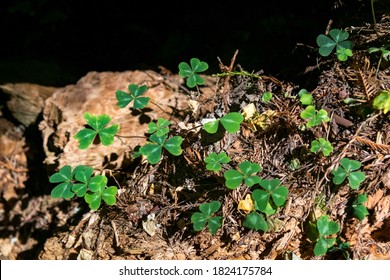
238 194 255 212
242 103 257 120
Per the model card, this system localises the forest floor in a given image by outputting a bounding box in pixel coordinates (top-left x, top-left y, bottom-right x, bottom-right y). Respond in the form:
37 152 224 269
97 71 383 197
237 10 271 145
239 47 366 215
0 15 389 260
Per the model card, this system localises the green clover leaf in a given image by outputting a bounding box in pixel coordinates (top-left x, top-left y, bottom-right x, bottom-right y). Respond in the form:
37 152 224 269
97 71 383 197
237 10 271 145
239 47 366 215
220 112 244 133
300 106 330 127
178 58 209 88
352 194 369 221
310 138 334 156
71 166 94 197
202 119 219 134
148 118 171 137
262 91 273 103
373 90 390 114
243 211 268 232
224 161 262 189
116 84 150 109
316 29 353 59
49 165 75 199
191 201 222 235
74 112 119 149
313 215 340 256
336 47 353 61
204 152 231 172
139 133 183 164
298 89 313 105
332 158 366 189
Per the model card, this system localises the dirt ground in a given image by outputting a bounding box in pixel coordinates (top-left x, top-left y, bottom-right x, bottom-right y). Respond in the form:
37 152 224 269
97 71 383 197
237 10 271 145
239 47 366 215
0 15 390 260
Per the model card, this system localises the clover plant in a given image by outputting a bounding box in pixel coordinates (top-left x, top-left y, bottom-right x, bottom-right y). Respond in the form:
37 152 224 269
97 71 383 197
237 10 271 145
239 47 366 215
224 161 262 189
313 215 340 256
300 105 330 128
191 201 223 235
148 117 171 137
310 138 333 156
116 84 150 110
262 91 273 103
251 178 289 215
352 193 369 221
373 90 390 114
298 89 313 106
336 47 353 61
139 133 183 165
178 58 209 88
243 211 268 232
74 112 119 149
332 158 366 190
316 28 353 61
203 112 244 134
204 152 231 172
50 165 118 211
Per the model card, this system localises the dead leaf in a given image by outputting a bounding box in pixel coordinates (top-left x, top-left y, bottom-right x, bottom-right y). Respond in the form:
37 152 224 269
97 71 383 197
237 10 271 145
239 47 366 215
238 194 254 212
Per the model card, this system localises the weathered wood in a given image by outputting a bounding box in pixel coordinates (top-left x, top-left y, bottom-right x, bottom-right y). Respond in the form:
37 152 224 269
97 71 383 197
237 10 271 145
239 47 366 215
38 70 189 171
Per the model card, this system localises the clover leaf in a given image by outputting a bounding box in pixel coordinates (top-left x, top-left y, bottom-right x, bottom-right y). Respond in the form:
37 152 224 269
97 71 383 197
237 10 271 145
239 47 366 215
336 47 353 61
49 165 75 199
191 201 222 235
298 89 313 105
148 118 171 137
313 215 340 256
74 112 119 149
332 158 366 189
316 29 353 59
373 90 390 114
49 165 118 211
224 161 262 189
203 112 244 134
84 175 118 211
139 134 183 164
204 152 231 172
220 112 244 133
251 179 288 214
72 166 94 197
116 84 150 109
178 58 209 88
262 91 273 103
243 211 268 232
310 138 333 156
352 193 369 221
300 105 330 128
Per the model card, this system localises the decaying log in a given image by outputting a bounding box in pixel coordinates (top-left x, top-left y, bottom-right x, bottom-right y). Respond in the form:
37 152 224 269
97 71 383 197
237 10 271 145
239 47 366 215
0 83 58 127
38 70 189 171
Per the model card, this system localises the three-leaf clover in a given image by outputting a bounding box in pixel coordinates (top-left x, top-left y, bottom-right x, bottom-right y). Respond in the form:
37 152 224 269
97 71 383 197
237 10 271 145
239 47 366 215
116 84 150 109
310 138 333 156
332 158 366 189
84 175 118 211
178 58 209 88
224 161 262 189
204 152 231 172
352 193 369 221
336 47 353 61
251 179 289 214
373 90 390 114
203 112 244 134
49 165 78 199
313 215 340 256
148 118 171 137
74 112 119 149
300 105 330 128
191 201 223 235
316 28 353 60
243 211 268 232
139 133 183 164
49 165 118 211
